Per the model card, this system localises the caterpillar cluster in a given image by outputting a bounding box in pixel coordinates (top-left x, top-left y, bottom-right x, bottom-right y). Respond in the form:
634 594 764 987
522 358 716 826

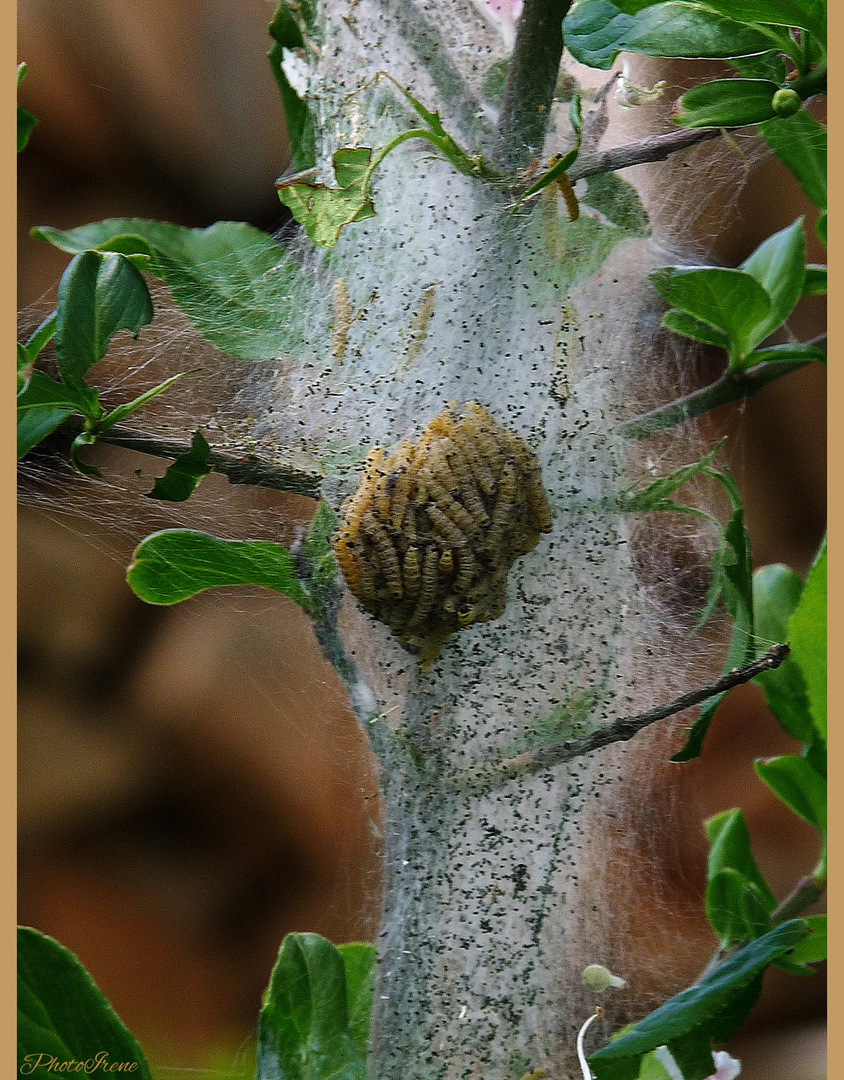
333 401 554 669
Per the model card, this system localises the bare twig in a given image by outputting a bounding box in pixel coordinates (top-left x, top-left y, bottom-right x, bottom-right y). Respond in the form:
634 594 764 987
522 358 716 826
55 419 324 499
771 874 826 926
620 340 826 440
569 125 722 181
463 643 790 792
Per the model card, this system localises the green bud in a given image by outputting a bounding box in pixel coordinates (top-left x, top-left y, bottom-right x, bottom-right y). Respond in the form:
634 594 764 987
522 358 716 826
771 88 802 118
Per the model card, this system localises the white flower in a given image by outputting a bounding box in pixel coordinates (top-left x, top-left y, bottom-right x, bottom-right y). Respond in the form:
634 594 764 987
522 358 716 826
707 1050 741 1079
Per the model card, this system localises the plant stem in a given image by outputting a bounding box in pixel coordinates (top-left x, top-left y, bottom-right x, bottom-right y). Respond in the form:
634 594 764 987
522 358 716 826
463 643 790 791
493 0 573 171
55 419 324 498
770 873 825 925
569 125 722 181
618 357 819 440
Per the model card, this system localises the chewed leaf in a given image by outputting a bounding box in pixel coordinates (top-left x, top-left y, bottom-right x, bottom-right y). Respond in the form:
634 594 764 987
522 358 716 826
127 529 312 611
277 147 376 248
268 6 317 172
146 430 214 502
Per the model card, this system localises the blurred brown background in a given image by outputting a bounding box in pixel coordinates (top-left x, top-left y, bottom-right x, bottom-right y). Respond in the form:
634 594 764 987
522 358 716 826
18 3 825 1077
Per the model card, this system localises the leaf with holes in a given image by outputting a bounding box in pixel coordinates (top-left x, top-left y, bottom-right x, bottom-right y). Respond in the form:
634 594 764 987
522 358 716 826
277 147 377 248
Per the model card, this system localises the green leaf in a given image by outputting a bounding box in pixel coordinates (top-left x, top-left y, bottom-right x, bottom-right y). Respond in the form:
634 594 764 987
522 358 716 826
146 430 213 501
301 502 340 609
730 49 788 82
635 1050 676 1080
759 111 826 209
738 218 806 346
33 219 319 361
674 78 779 129
17 370 98 415
650 266 772 367
69 431 103 478
517 146 580 207
661 309 730 350
802 265 826 295
752 565 814 743
18 105 38 152
17 342 33 395
588 921 811 1080
581 172 650 236
788 535 826 744
563 0 778 71
268 5 317 172
18 926 153 1080
621 445 721 517
337 943 377 1056
673 469 753 761
126 529 312 611
17 407 75 460
17 63 38 152
782 914 826 969
23 311 57 362
744 344 826 365
754 754 826 833
816 211 826 244
277 146 377 248
606 0 827 44
705 809 776 947
706 869 775 949
256 933 373 1080
55 250 154 390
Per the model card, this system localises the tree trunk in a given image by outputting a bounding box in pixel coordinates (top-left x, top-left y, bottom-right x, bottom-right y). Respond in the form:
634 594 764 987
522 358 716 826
254 1 710 1075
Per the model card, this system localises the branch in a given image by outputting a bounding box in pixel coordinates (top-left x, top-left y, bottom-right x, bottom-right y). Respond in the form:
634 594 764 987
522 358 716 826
463 643 790 792
770 874 825 926
569 125 722 181
492 0 573 171
619 349 824 441
55 419 324 499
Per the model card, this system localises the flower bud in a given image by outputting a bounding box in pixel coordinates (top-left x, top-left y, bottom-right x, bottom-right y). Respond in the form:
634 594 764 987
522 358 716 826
771 88 802 117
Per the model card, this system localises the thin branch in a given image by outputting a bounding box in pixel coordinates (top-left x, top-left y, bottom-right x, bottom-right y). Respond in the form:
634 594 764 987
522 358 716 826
569 125 722 181
493 0 573 171
770 874 825 926
55 419 324 499
619 351 824 441
462 643 790 792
